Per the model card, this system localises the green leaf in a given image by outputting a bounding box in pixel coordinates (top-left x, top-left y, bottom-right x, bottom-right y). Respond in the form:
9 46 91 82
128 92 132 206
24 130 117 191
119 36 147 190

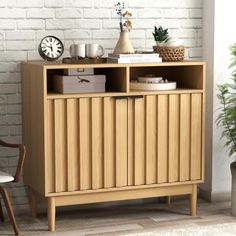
216 46 236 162
152 25 169 42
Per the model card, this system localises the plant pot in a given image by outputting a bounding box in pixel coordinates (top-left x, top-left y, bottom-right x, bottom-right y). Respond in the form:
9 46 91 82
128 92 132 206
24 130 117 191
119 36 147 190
113 31 135 54
231 162 236 216
155 41 166 46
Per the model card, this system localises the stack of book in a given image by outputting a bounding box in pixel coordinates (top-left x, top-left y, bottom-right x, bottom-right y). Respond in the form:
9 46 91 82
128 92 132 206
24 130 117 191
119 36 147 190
107 53 162 64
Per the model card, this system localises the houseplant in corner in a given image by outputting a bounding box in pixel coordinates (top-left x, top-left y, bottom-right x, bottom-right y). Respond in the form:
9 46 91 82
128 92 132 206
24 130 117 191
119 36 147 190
217 44 236 216
113 2 134 54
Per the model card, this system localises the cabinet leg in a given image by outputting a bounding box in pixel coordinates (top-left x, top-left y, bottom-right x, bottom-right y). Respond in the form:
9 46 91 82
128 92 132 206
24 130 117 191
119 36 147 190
30 193 37 218
47 197 56 231
165 196 171 204
190 184 197 216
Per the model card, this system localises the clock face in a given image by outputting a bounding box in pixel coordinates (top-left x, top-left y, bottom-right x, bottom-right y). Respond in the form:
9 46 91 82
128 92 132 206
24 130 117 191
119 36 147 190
38 36 64 61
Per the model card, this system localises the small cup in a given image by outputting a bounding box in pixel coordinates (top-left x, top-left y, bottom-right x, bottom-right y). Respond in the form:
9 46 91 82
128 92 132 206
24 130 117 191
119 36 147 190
86 44 104 59
69 44 86 58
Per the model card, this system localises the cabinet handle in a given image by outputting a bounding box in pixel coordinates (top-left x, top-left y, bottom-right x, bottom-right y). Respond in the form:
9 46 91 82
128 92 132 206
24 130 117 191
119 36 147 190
129 95 144 99
113 96 129 100
113 95 144 100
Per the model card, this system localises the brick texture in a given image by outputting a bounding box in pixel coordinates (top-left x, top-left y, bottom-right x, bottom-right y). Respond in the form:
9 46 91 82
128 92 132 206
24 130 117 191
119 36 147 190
0 0 203 213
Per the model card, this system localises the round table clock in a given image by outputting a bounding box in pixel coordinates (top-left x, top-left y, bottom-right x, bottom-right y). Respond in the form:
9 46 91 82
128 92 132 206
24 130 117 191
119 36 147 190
38 36 64 61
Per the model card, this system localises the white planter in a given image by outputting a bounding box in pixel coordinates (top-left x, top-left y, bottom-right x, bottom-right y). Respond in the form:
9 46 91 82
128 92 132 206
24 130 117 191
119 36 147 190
155 41 167 46
231 162 236 216
156 38 183 47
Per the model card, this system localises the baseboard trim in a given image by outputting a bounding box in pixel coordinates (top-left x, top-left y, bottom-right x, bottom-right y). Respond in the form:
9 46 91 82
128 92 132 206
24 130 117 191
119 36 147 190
199 188 231 202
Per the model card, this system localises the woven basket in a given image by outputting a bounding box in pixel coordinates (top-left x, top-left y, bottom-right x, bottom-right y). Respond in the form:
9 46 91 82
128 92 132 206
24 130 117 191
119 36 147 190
153 45 185 62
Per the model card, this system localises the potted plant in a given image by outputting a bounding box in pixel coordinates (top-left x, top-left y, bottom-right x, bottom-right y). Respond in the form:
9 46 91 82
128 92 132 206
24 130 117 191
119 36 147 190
152 25 185 62
113 2 134 54
152 26 170 46
217 43 236 216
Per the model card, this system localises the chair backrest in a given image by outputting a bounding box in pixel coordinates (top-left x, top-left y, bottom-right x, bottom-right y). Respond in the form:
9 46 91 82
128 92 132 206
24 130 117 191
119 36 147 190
0 139 26 182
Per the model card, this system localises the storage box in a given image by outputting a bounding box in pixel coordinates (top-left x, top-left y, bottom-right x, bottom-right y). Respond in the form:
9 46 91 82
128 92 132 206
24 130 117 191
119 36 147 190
53 75 106 94
64 68 94 76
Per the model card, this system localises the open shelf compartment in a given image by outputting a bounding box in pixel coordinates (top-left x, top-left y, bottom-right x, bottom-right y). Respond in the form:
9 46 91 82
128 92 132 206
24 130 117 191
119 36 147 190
129 65 204 91
46 66 128 95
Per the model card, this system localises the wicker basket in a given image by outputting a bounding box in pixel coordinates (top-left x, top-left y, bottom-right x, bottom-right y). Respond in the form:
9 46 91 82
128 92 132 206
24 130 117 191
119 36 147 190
153 45 185 62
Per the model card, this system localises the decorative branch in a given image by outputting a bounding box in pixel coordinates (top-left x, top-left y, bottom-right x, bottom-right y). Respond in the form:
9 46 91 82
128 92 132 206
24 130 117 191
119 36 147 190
115 2 132 32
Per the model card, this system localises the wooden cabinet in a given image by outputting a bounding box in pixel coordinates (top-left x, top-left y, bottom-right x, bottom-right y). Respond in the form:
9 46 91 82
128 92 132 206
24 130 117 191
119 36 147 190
22 61 205 231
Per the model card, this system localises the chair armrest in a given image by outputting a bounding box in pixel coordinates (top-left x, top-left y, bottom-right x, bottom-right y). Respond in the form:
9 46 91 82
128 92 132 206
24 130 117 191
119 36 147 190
0 139 26 182
0 139 23 149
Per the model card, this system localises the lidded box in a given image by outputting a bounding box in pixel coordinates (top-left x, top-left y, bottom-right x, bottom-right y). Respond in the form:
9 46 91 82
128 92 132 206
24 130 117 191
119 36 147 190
64 68 94 76
53 74 106 94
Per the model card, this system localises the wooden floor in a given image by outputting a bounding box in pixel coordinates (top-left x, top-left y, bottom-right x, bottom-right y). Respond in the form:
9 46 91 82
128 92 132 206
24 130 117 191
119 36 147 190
0 198 235 235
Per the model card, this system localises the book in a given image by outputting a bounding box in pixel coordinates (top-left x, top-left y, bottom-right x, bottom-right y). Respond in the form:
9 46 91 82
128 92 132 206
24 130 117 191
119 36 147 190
107 57 162 64
108 53 160 59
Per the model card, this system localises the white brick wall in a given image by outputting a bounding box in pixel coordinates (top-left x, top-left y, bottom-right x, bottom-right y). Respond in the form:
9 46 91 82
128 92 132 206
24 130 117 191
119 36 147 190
0 0 203 213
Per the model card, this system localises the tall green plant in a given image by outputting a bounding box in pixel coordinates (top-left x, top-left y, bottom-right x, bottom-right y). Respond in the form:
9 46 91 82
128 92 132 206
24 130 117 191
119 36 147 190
217 44 236 159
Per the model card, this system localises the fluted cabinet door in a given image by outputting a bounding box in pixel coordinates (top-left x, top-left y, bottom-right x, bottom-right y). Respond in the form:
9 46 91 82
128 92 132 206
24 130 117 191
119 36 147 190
46 97 128 194
127 94 203 187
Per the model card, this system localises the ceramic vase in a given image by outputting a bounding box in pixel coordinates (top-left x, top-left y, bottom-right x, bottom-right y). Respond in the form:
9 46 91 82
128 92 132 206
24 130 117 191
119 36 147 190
113 31 134 54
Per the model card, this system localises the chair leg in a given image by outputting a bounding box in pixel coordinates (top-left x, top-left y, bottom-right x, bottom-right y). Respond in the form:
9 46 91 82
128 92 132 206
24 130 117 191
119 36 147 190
0 187 19 235
0 198 4 222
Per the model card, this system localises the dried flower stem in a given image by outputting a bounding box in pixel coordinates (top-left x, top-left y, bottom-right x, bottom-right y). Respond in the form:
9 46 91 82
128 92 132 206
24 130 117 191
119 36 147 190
115 2 132 32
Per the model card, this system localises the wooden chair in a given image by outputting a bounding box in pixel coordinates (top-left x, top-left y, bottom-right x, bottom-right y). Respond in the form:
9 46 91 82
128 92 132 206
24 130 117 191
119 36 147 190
0 139 26 235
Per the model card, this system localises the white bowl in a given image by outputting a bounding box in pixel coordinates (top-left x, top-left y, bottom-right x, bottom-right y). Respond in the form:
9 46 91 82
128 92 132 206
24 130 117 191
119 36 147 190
137 76 163 83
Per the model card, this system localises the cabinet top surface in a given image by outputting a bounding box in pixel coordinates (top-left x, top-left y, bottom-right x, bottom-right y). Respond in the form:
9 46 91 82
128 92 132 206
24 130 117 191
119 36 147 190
23 60 206 69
